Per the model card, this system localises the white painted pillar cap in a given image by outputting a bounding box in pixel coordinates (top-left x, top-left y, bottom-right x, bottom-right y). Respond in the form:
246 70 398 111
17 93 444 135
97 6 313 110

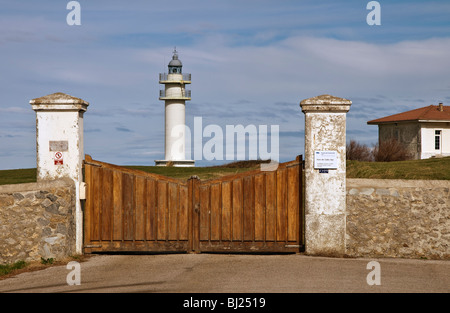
30 92 89 111
300 94 351 113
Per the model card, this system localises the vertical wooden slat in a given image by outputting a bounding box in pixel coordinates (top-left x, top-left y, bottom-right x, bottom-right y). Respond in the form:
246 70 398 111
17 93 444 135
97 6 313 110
101 168 113 241
243 175 254 241
254 174 265 241
287 165 299 242
188 178 194 251
113 171 123 241
168 183 178 240
177 185 181 241
191 177 201 252
146 178 156 241
276 168 287 241
210 184 221 241
265 171 276 241
199 185 210 241
179 185 189 240
299 155 304 247
123 173 134 241
84 163 92 245
157 181 167 240
232 179 243 241
91 166 101 241
135 176 146 241
221 181 232 241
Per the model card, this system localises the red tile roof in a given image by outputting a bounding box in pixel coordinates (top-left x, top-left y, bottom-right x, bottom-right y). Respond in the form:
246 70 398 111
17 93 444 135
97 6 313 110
367 104 450 124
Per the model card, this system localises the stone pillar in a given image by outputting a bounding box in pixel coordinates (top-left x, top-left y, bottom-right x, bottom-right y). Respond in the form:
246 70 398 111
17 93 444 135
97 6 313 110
300 94 351 256
30 92 89 254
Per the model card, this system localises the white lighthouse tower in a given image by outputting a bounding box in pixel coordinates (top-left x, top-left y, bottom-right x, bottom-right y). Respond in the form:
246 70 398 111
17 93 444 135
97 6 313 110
155 48 195 167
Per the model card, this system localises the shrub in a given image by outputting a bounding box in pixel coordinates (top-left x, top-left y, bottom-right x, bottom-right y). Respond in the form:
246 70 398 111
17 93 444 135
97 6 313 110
372 138 412 162
346 140 373 161
40 257 55 265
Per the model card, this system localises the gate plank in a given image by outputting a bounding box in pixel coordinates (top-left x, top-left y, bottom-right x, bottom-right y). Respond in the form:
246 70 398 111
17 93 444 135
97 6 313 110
146 178 156 241
84 163 92 244
92 166 101 241
123 173 134 241
157 181 168 240
276 168 287 242
210 184 221 241
287 166 299 242
199 185 210 241
265 171 276 241
254 174 265 241
101 168 113 241
179 185 189 240
113 170 123 241
168 182 178 240
135 176 146 241
232 179 243 241
221 181 232 241
243 175 254 241
192 177 201 252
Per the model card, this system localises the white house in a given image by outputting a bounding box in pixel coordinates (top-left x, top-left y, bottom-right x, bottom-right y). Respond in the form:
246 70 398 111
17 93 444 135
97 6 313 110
368 103 450 159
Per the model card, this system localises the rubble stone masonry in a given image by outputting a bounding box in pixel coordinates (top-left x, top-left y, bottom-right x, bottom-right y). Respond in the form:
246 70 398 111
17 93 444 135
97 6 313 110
0 178 76 265
346 178 450 259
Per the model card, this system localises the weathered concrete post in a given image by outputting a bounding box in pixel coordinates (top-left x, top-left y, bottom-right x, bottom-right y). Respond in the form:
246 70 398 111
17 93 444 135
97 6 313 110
30 92 89 254
300 94 351 256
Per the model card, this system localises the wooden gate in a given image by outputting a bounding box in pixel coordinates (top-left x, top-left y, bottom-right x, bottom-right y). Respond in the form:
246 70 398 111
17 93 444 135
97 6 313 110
83 155 303 254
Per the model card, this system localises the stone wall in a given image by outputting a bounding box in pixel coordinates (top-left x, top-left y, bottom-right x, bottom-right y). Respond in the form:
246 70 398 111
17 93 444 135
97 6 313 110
346 178 450 259
0 178 76 265
378 122 420 159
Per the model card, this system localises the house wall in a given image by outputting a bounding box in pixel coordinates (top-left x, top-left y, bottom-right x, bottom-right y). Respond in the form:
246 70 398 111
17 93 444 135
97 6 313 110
0 178 76 265
378 122 421 159
420 122 450 159
346 178 450 260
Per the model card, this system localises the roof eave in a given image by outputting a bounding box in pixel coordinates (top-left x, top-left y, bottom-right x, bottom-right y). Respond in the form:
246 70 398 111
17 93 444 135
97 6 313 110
368 118 450 125
418 119 450 123
367 119 417 125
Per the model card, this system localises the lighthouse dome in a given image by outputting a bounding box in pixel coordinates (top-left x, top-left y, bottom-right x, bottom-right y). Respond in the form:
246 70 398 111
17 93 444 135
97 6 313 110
169 52 182 67
168 48 183 74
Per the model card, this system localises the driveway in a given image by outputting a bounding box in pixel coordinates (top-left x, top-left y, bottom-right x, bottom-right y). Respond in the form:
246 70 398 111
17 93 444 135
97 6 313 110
0 253 448 293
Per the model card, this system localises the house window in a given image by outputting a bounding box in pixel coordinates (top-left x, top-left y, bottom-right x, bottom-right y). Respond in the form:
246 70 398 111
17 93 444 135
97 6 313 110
435 130 441 150
394 128 400 141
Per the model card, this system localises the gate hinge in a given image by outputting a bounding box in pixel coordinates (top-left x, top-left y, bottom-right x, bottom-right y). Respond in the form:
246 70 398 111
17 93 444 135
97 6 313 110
285 245 300 248
79 182 86 200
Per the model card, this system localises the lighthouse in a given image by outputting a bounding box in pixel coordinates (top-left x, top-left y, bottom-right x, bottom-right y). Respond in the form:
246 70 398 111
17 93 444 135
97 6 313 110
155 48 195 167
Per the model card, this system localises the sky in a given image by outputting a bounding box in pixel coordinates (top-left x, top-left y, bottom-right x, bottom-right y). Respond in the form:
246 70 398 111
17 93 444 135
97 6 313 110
1 0 450 169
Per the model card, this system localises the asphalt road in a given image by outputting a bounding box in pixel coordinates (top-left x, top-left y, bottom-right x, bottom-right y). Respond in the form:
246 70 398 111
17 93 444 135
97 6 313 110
0 253 448 293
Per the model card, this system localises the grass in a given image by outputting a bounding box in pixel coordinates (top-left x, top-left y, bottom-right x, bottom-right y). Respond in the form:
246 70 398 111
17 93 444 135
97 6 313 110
0 255 89 279
124 165 261 181
0 162 262 186
125 160 271 180
0 260 27 277
0 157 449 186
0 168 36 186
347 156 450 180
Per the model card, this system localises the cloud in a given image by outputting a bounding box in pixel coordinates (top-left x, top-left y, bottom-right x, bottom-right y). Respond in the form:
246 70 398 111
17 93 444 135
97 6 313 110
0 107 30 113
115 127 133 133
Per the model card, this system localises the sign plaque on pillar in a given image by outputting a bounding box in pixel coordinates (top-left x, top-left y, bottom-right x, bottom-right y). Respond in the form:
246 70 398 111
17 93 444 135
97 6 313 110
314 150 338 169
